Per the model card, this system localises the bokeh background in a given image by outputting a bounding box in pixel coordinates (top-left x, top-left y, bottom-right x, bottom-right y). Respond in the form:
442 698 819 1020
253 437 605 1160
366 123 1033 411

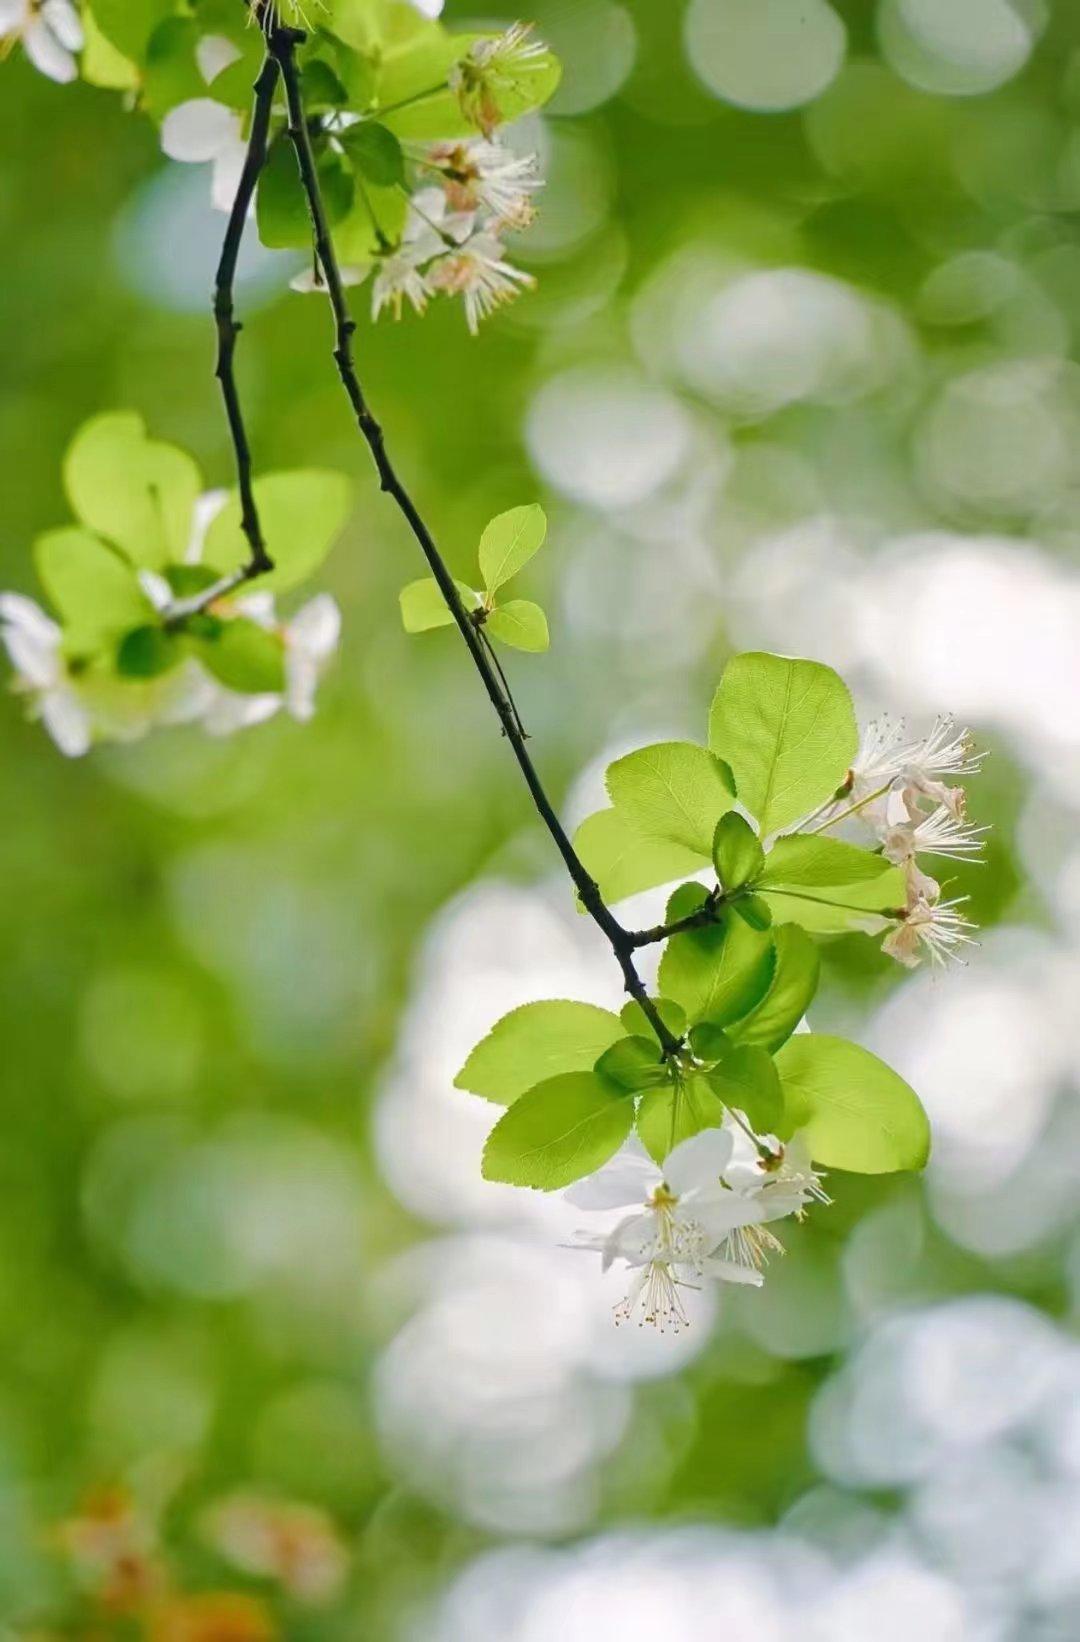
3 0 1080 1635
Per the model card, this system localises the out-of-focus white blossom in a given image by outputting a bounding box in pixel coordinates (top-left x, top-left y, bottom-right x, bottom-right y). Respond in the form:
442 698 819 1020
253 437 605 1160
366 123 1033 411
0 0 82 84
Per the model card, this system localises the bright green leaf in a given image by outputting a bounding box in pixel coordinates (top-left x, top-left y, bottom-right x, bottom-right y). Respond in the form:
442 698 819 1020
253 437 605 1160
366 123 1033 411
116 625 184 679
688 1022 731 1062
775 1034 931 1173
257 135 353 249
195 618 285 696
730 925 820 1054
63 411 201 571
202 470 352 595
332 178 407 262
708 652 857 836
606 741 735 857
91 0 174 62
712 811 765 892
620 997 687 1042
481 1071 634 1190
636 1075 726 1165
455 1000 624 1105
595 1036 668 1092
732 893 773 931
761 834 892 889
142 18 205 120
477 504 547 593
572 809 707 907
707 1044 784 1137
340 121 406 187
485 600 549 652
81 8 140 88
34 529 153 654
762 867 907 935
399 577 480 633
659 894 775 1027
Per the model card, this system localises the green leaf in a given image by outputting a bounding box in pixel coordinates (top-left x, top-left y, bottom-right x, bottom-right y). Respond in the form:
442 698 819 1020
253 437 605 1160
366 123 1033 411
775 1035 930 1173
164 564 220 599
594 1036 668 1092
257 135 353 250
606 741 735 857
399 577 480 633
142 18 205 120
762 867 907 935
572 809 706 907
202 471 352 595
63 411 201 571
712 811 765 892
729 925 820 1054
340 121 406 187
708 652 857 836
707 1044 784 1137
34 529 153 653
81 8 140 88
485 600 549 652
477 504 547 594
455 1000 624 1105
761 835 892 889
636 1075 726 1165
333 179 407 262
116 625 184 679
732 893 773 931
92 0 174 62
659 893 775 1028
620 997 686 1042
481 1071 633 1190
688 1022 731 1062
195 618 285 695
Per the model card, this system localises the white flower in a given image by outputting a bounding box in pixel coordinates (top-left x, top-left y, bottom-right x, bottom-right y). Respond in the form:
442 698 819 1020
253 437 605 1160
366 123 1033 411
0 592 91 755
882 892 978 969
722 1129 831 1215
160 98 248 213
449 21 549 137
566 1130 799 1331
424 138 541 228
282 593 341 721
846 714 907 802
371 246 434 322
368 189 466 322
880 804 988 865
428 229 534 335
0 0 82 84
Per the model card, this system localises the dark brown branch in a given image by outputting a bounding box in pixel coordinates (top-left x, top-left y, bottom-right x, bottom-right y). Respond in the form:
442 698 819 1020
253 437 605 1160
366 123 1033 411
626 895 725 949
265 25 681 1057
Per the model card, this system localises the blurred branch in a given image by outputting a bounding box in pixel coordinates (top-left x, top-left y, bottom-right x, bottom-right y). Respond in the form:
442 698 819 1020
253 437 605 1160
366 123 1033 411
264 23 681 1057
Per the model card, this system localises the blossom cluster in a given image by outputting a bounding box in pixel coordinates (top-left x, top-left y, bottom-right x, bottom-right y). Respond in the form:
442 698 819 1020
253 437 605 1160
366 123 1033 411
567 1125 829 1333
0 488 341 758
839 714 987 967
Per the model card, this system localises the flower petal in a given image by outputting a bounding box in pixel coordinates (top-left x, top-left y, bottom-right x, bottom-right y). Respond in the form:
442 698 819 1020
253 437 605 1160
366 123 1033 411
23 16 76 82
664 1125 733 1196
160 99 239 164
40 688 91 756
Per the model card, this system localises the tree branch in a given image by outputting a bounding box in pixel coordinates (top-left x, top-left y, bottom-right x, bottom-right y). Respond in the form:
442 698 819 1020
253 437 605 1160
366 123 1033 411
264 25 681 1057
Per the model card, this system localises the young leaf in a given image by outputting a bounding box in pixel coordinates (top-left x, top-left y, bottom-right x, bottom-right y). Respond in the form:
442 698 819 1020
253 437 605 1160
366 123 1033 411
195 619 285 695
729 925 820 1054
620 997 687 1041
63 411 201 571
485 600 549 652
636 1075 726 1165
34 528 153 653
572 809 705 906
594 1036 668 1092
202 471 352 594
658 895 775 1027
775 1035 931 1173
116 625 184 679
455 1000 624 1105
481 1071 634 1190
712 811 765 891
81 9 139 89
605 741 735 856
761 834 892 889
399 577 480 633
339 121 406 187
706 1044 784 1137
478 503 547 593
708 652 857 835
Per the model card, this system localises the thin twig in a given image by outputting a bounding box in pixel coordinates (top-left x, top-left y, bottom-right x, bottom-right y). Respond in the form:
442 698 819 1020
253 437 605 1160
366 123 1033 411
264 24 681 1057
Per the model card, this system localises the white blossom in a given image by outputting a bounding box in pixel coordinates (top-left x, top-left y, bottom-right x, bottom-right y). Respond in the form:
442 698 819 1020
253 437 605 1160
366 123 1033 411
0 0 82 84
723 1129 831 1214
424 138 541 227
566 1130 803 1331
428 228 534 335
881 804 988 865
449 22 549 137
159 98 248 213
0 592 91 755
846 714 908 802
882 892 978 969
